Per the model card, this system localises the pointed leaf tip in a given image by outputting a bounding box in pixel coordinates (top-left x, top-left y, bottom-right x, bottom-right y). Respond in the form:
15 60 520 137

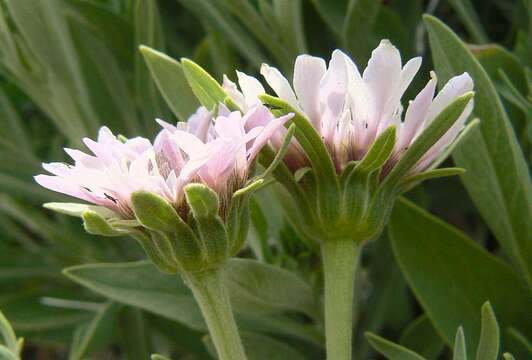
82 210 121 236
181 58 227 111
476 302 500 360
365 332 426 360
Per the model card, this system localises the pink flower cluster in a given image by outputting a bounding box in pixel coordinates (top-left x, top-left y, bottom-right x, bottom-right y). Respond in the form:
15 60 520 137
224 40 474 173
35 105 292 218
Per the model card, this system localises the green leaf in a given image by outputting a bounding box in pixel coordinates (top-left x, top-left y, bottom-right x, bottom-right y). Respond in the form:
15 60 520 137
63 261 320 344
179 0 266 68
204 331 306 360
343 0 381 64
453 327 467 360
389 198 532 359
505 327 532 359
131 191 181 233
118 308 151 360
63 261 206 331
69 302 119 360
183 184 219 218
223 0 292 70
383 92 474 188
309 0 349 36
225 258 315 317
399 315 445 359
43 202 116 219
476 302 500 360
139 46 199 121
365 332 426 360
448 0 489 43
424 15 532 287
133 0 168 132
181 58 227 111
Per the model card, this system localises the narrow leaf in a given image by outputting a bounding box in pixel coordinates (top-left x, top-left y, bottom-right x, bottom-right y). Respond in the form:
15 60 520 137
139 46 199 121
425 15 532 287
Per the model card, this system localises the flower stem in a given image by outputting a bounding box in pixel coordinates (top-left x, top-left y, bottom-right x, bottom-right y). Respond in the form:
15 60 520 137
186 269 247 360
321 239 360 360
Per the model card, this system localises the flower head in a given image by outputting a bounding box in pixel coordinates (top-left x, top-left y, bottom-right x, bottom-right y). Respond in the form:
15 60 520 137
228 40 474 175
35 104 292 219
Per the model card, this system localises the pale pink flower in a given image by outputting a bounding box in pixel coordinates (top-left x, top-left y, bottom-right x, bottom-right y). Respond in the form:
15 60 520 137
35 127 177 218
231 40 474 174
36 105 292 218
165 104 293 196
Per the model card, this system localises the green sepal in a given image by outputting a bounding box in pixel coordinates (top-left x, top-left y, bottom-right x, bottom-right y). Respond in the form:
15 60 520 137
365 332 426 360
170 224 204 273
232 179 265 199
342 170 379 233
139 45 199 121
226 197 251 255
181 58 227 111
130 230 179 274
453 327 467 360
294 167 311 182
151 354 171 360
476 302 500 360
503 353 516 360
131 191 181 233
356 125 396 173
257 123 296 180
259 94 340 224
400 167 465 192
184 183 219 218
383 91 474 189
194 215 229 267
82 210 123 237
0 310 19 356
44 202 116 219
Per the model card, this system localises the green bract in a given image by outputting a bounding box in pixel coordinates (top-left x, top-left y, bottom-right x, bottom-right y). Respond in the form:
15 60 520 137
259 92 474 245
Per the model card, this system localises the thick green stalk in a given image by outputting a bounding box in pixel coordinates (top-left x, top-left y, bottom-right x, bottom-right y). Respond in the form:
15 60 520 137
186 269 247 360
322 239 360 360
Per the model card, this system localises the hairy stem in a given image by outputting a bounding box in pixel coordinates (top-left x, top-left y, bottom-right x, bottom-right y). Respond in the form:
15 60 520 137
322 239 360 360
185 269 247 360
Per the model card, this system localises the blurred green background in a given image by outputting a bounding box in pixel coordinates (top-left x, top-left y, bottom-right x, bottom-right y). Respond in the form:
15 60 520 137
0 0 530 359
